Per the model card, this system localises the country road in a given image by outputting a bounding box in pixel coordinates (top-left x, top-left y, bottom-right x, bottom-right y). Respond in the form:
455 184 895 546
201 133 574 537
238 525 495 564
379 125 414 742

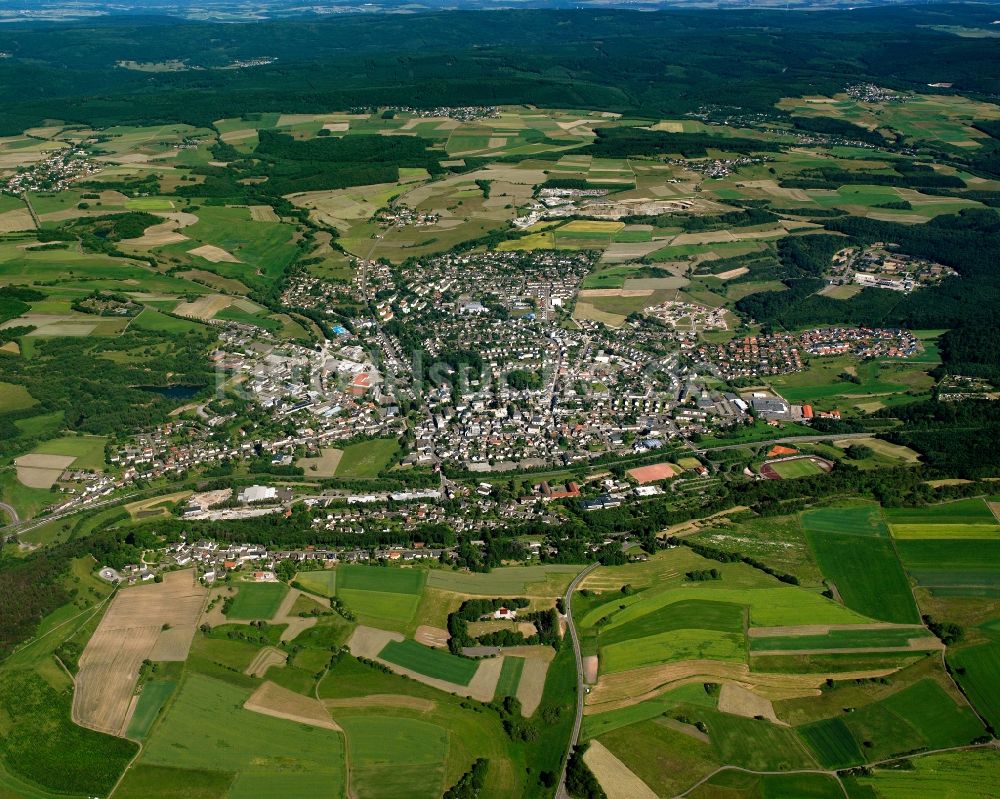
693 431 875 453
557 561 600 799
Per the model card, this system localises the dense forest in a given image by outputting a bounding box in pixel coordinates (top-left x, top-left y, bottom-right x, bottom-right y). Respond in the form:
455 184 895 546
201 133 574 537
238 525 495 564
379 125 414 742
1 6 999 134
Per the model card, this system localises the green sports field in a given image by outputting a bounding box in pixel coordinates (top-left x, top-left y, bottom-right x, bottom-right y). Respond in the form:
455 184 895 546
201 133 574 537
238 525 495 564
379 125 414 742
801 506 920 624
767 458 827 479
226 582 289 620
378 639 479 685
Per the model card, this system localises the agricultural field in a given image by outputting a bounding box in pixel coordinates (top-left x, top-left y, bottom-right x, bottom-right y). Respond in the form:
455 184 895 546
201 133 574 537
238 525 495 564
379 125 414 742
334 438 400 478
801 506 920 624
137 673 346 797
226 582 289 620
3 23 1000 795
336 564 426 630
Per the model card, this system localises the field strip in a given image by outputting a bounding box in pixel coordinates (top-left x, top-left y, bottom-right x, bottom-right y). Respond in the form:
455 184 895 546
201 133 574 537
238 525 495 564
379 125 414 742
323 694 436 713
584 660 902 714
748 623 925 638
584 740 658 799
516 657 550 716
245 681 343 732
752 639 944 656
244 646 288 677
415 625 450 647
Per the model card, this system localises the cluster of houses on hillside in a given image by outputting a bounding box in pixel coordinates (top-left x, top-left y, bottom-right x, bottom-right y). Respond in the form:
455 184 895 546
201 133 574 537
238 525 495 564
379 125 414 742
1 144 101 195
696 328 920 380
828 245 957 294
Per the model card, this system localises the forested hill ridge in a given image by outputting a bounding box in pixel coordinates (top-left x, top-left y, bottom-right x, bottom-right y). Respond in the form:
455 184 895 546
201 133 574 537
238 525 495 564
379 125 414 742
2 5 1000 134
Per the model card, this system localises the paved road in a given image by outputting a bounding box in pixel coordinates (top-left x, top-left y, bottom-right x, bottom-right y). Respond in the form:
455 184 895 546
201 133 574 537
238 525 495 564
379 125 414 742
557 562 600 799
0 501 20 527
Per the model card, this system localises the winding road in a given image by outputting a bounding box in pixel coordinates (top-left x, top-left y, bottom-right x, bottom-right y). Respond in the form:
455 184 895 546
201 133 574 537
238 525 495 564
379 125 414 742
557 561 600 799
0 501 20 527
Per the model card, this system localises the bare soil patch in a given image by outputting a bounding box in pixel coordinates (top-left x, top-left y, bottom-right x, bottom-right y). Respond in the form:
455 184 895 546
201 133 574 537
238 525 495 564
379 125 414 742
245 681 343 731
0 208 35 232
719 683 781 723
248 205 280 222
583 740 658 799
173 293 232 320
583 655 599 684
244 646 288 678
272 588 318 642
415 625 451 648
348 625 404 658
296 447 343 478
188 244 241 263
74 570 205 735
516 657 550 716
15 453 75 488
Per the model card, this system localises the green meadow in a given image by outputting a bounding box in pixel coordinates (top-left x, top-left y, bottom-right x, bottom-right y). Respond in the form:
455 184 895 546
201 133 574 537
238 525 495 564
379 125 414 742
226 582 289 620
378 639 479 685
801 506 920 624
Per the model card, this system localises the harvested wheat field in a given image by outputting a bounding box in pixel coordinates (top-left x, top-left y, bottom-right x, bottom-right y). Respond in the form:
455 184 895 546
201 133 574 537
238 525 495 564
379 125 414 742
348 625 404 658
244 646 288 678
245 681 342 731
74 570 205 736
188 244 241 263
122 220 188 247
248 205 280 222
14 453 75 488
324 694 436 713
583 741 658 799
0 208 35 232
296 447 343 478
718 683 782 723
415 625 450 648
173 293 231 320
516 657 550 717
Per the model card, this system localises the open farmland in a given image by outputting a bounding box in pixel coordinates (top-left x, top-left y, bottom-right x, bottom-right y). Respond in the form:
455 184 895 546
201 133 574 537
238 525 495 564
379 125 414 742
801 506 920 623
338 716 448 799
138 673 346 798
74 570 205 736
226 581 289 620
379 639 479 685
334 565 426 630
